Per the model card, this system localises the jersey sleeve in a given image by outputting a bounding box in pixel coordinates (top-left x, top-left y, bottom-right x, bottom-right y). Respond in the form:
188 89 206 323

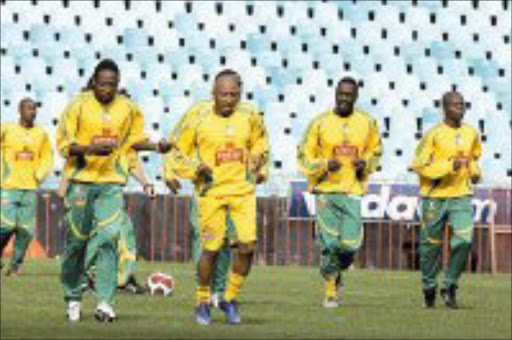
360 117 383 174
410 129 454 179
56 100 81 158
469 130 483 180
35 131 54 183
248 111 270 182
297 118 328 177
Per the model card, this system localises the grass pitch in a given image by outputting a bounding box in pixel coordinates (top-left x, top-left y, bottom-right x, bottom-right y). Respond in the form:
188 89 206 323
1 259 510 339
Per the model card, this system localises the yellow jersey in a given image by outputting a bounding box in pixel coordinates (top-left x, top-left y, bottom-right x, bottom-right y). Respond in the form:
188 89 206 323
56 91 146 184
0 123 53 190
411 122 482 198
298 108 382 195
164 101 269 196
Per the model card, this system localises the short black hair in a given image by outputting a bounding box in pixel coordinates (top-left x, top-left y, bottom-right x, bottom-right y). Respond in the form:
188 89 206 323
442 91 463 109
93 59 119 79
337 76 358 89
215 68 242 87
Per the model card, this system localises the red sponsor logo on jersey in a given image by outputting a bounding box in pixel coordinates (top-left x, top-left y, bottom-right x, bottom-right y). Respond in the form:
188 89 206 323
15 151 34 161
333 144 358 159
92 128 119 147
215 144 244 166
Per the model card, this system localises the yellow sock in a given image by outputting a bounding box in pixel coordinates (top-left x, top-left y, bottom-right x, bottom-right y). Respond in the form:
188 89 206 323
326 276 337 299
224 272 246 302
196 286 210 305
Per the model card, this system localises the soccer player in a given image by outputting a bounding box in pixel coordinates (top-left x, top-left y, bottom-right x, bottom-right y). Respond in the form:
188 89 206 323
0 98 53 276
410 91 482 309
297 77 382 308
165 69 269 325
56 59 169 322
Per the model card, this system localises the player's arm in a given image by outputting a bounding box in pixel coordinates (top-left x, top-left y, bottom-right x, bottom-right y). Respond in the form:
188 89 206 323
357 117 383 176
297 119 331 176
127 151 156 199
468 132 483 184
56 101 114 157
35 131 54 184
248 112 270 184
410 130 454 179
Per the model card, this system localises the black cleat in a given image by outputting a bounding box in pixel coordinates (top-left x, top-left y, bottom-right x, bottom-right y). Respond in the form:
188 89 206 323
423 287 436 308
118 275 148 294
440 285 459 309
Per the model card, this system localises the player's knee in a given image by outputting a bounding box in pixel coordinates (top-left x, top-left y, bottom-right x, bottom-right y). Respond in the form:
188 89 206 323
237 241 257 255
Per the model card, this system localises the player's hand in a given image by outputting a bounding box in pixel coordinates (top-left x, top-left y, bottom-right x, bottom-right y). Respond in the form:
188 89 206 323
471 174 481 184
86 143 115 156
197 163 212 177
353 158 366 180
166 179 182 194
255 172 266 184
453 158 462 171
157 139 173 154
327 158 341 172
143 183 156 199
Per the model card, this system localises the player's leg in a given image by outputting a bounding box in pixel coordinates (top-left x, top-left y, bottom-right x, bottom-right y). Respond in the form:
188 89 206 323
195 195 225 325
8 190 37 275
61 183 94 321
315 194 343 307
211 212 234 304
442 197 473 309
0 189 17 271
419 198 448 308
117 213 144 293
220 194 257 323
337 194 363 303
91 184 124 322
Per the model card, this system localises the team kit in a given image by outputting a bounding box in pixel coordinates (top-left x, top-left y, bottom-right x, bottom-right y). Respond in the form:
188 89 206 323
0 59 482 325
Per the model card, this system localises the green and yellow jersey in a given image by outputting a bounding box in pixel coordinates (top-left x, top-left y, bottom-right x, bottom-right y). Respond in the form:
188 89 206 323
56 91 146 184
411 122 482 198
0 122 53 190
164 101 269 196
298 108 382 195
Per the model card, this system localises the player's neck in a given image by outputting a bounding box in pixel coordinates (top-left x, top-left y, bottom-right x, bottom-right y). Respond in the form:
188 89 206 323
444 118 462 129
334 107 353 118
19 120 34 129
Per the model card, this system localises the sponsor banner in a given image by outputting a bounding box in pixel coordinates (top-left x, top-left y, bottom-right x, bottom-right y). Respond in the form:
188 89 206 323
289 180 511 225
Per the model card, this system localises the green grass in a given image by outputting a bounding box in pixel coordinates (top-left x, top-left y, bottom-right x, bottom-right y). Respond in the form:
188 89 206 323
1 259 511 339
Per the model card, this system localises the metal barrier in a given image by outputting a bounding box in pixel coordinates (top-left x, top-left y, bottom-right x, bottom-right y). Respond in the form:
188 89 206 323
33 190 510 273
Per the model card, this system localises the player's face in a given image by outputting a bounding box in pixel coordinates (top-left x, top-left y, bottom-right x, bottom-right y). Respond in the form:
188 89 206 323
93 70 119 105
335 82 358 115
445 94 465 123
213 76 241 117
19 100 37 124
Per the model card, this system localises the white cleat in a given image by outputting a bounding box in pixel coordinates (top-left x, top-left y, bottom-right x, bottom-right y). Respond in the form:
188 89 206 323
323 297 339 308
66 301 82 322
94 301 117 323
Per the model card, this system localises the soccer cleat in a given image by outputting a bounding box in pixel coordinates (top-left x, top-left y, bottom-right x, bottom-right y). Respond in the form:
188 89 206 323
5 266 20 277
118 275 147 294
219 300 241 324
323 297 339 308
423 287 436 308
94 302 117 322
440 285 459 309
66 301 82 322
194 303 211 325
